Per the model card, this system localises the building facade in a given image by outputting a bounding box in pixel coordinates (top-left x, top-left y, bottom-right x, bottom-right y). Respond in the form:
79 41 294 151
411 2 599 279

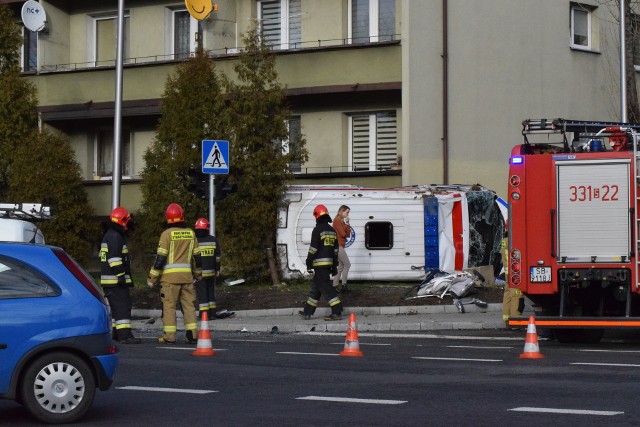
3 0 630 215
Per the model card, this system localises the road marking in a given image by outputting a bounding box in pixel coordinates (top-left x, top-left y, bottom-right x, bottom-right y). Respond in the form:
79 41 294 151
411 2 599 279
571 362 640 367
446 345 512 349
412 356 502 362
300 332 521 341
117 386 217 394
579 349 640 354
277 351 339 356
219 339 273 343
155 347 227 351
508 407 623 416
296 396 407 405
331 342 391 346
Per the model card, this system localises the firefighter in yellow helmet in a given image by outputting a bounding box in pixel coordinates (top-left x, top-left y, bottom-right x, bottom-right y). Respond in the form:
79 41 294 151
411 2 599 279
100 206 141 344
147 203 202 344
501 221 524 329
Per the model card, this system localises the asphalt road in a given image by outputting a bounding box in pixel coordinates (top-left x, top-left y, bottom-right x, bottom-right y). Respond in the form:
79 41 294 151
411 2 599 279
3 331 640 426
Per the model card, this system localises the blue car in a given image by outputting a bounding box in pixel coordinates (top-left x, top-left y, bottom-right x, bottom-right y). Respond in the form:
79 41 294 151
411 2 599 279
0 243 119 424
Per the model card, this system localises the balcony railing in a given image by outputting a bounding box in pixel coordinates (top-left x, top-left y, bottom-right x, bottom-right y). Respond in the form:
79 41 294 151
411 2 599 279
36 35 400 74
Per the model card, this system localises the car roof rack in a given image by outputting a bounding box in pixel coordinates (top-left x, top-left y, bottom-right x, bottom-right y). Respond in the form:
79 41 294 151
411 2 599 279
0 203 52 221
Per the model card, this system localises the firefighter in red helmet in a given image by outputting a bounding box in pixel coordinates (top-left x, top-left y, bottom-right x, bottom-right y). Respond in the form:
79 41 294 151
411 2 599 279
193 217 225 320
100 206 141 344
299 204 343 321
147 203 202 344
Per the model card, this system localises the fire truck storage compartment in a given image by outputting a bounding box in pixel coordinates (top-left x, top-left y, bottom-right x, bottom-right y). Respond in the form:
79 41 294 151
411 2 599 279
556 159 630 263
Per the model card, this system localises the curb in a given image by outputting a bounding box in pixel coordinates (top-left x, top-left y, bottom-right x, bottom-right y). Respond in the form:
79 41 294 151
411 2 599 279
132 304 505 334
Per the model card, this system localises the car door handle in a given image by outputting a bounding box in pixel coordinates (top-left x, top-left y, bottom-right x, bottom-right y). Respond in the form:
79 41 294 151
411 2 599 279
0 343 6 350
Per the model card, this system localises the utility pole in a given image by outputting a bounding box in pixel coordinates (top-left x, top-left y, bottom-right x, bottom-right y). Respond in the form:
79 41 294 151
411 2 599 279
111 0 125 209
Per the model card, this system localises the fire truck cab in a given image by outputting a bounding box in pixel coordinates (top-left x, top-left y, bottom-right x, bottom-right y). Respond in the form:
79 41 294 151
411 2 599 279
508 119 640 342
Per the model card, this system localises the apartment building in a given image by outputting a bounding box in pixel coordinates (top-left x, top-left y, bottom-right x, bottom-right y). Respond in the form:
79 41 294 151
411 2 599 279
4 0 628 215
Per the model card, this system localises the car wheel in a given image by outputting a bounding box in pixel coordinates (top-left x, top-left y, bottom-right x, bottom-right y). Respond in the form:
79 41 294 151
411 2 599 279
19 352 96 424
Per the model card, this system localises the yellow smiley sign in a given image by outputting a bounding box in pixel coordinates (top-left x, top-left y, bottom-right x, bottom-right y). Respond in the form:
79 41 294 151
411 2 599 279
184 0 212 21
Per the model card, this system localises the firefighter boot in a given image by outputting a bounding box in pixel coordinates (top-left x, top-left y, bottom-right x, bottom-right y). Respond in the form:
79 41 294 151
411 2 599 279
298 310 311 320
324 313 342 321
185 330 197 344
117 328 141 344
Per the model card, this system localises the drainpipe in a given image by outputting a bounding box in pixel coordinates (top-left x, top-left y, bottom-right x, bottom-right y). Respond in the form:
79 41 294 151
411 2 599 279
442 0 449 184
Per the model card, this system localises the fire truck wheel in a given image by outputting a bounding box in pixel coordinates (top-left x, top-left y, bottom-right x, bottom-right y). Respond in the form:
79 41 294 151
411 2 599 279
554 328 604 344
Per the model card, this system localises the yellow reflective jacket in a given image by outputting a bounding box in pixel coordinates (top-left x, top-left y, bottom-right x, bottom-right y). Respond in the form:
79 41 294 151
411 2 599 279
148 225 202 284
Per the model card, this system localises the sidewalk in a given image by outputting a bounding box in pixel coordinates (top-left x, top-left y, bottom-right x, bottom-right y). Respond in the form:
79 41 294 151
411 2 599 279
131 303 525 334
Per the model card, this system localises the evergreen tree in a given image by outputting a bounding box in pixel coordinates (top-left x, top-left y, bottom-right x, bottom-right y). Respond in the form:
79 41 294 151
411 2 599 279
218 24 308 280
7 129 99 264
0 5 39 199
135 49 224 251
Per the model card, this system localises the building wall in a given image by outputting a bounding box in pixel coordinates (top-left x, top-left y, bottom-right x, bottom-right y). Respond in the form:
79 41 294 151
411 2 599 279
12 0 635 215
404 0 622 197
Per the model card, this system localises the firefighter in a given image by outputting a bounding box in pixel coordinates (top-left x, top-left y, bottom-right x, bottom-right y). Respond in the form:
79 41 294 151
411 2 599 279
100 206 141 344
147 203 202 344
501 222 524 329
194 217 221 320
299 204 343 321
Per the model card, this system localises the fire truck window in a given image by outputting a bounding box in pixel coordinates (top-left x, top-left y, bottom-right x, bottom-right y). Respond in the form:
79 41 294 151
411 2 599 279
365 221 393 250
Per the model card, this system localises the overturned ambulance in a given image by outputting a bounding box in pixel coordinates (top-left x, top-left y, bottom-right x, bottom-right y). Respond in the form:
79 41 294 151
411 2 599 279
276 185 506 281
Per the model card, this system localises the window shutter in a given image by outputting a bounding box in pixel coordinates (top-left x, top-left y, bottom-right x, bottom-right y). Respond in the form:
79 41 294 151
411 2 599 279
376 111 397 169
260 1 282 48
352 115 370 171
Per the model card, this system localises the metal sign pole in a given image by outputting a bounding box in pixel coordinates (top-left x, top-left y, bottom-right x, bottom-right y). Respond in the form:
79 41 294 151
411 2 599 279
111 0 125 209
209 174 215 236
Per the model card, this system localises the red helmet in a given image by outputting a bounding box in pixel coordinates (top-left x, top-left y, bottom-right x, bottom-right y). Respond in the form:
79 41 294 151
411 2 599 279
313 204 329 219
195 217 209 230
110 206 131 230
165 203 185 224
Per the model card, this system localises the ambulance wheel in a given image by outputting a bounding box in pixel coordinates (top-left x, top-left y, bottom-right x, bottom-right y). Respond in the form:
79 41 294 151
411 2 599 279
554 328 604 344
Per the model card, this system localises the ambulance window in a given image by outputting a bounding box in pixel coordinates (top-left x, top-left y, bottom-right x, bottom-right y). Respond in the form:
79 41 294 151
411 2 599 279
365 221 393 250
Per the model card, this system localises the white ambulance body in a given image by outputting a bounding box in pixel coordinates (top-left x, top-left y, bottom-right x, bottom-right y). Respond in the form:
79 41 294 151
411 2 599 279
276 185 505 281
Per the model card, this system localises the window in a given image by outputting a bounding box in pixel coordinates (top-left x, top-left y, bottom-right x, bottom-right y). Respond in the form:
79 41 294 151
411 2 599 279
258 0 302 50
349 0 396 44
284 116 302 172
0 256 60 299
95 129 131 178
365 221 393 249
21 27 37 72
93 13 130 66
570 4 591 49
172 9 196 59
349 111 397 171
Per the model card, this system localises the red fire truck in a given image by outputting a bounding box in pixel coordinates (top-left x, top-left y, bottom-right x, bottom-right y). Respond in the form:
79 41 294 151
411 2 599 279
507 119 640 342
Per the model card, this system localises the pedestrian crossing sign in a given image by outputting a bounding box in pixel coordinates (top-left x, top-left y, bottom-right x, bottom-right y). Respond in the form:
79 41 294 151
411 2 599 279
202 140 229 174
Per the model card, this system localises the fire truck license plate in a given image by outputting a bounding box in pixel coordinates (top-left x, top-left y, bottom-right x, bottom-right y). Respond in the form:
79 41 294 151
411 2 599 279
530 267 551 283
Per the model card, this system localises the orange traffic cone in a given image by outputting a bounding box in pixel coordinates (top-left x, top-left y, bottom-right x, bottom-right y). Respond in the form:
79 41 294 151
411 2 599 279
519 315 544 359
340 312 364 357
192 311 216 357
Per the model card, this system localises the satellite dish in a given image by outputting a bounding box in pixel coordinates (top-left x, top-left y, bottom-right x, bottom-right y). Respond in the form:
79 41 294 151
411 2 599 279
21 0 47 32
